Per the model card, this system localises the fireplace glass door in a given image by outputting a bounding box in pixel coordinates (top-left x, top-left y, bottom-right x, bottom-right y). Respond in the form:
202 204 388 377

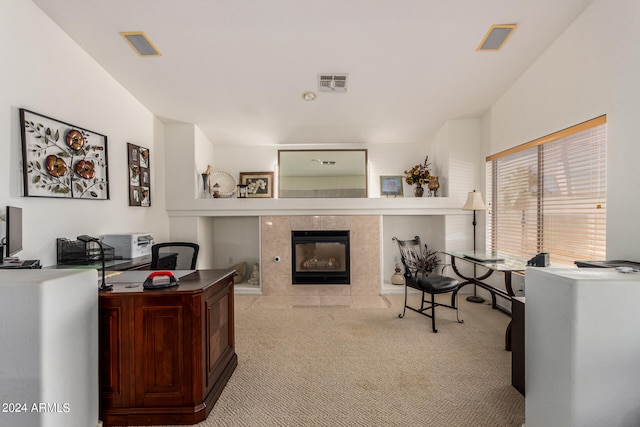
291 231 350 284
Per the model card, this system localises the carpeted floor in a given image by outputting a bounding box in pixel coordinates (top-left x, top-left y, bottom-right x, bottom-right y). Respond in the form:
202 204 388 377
132 293 525 427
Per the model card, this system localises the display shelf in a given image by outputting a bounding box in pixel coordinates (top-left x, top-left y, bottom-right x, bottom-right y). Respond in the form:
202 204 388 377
168 196 463 217
234 283 261 295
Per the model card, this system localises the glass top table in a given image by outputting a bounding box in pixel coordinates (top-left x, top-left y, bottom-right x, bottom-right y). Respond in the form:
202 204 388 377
443 250 528 273
441 250 527 351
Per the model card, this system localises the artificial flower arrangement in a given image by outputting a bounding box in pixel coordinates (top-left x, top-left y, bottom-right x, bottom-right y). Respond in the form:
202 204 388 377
418 243 441 273
402 243 441 274
404 156 432 186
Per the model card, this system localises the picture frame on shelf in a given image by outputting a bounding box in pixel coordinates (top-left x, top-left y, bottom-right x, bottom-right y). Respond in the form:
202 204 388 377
237 184 247 198
380 176 404 197
127 142 151 207
239 171 274 198
19 108 110 200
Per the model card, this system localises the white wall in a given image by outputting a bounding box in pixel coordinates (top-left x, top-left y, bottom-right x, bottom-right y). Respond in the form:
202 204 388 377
210 217 260 277
432 118 485 250
485 0 640 260
195 126 215 174
0 0 169 266
194 216 216 269
212 145 278 179
165 124 198 207
213 142 432 198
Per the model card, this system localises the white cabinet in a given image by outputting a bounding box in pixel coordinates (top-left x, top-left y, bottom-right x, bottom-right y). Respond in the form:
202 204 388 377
0 269 99 427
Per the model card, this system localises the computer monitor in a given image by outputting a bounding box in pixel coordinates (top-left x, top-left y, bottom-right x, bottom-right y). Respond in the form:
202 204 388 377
6 206 23 258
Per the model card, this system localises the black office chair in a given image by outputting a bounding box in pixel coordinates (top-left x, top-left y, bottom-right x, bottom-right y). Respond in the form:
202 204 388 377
150 242 199 270
393 236 462 332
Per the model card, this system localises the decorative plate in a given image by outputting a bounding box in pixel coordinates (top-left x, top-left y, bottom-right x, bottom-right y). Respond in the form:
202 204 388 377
210 170 237 197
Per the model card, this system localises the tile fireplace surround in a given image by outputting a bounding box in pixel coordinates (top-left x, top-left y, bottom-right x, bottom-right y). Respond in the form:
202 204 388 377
261 216 380 296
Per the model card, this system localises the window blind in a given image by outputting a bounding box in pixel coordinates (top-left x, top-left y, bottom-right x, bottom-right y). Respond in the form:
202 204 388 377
486 116 606 266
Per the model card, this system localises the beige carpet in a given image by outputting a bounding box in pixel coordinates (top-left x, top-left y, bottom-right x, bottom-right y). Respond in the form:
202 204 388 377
135 293 525 427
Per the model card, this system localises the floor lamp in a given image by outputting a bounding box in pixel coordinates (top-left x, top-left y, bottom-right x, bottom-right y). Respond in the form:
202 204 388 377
462 190 486 303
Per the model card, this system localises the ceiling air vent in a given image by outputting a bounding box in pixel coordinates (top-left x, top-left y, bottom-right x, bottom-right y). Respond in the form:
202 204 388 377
120 32 162 57
318 74 348 93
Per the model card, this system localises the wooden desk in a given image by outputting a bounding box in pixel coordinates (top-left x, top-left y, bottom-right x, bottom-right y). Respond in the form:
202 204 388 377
104 254 154 270
98 269 237 426
51 255 154 271
52 254 178 271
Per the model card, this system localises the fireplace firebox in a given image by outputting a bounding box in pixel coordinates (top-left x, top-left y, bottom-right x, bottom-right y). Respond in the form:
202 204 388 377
291 230 350 284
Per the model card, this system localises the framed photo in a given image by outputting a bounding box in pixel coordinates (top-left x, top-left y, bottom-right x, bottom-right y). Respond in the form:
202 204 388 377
239 171 274 198
380 176 404 197
127 142 151 207
19 109 109 199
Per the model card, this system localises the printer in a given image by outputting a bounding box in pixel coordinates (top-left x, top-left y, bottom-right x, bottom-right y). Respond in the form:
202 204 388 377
101 233 154 259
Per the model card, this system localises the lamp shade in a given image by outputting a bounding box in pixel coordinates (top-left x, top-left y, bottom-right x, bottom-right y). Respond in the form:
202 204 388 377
462 191 486 211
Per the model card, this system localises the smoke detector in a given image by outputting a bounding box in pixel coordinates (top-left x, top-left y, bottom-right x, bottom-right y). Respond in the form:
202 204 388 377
318 74 348 93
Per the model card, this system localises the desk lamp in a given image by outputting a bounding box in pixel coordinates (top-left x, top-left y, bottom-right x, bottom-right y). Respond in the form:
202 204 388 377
77 235 112 291
462 190 486 303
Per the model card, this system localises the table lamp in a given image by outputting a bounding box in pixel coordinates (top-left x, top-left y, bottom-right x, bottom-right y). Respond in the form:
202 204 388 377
77 235 112 291
462 190 486 303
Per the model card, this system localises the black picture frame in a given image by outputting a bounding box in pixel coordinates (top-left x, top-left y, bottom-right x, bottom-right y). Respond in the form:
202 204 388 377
127 142 151 207
19 109 109 199
239 171 274 198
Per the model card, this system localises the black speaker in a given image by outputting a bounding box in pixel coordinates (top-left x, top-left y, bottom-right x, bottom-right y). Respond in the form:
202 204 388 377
527 252 549 267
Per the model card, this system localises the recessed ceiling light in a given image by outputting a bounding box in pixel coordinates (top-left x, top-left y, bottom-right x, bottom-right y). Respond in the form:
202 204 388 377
302 91 317 101
477 24 517 51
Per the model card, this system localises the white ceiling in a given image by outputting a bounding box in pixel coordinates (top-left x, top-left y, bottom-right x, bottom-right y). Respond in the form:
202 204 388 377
32 0 594 147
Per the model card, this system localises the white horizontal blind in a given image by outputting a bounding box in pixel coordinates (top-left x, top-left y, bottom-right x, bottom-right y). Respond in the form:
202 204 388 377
487 116 606 265
486 147 539 259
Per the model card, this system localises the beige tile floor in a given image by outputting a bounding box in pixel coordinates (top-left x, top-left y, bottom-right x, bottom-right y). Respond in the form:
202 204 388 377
235 294 397 310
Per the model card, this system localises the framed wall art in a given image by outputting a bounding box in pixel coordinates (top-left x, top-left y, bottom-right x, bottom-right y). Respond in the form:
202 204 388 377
239 171 274 198
127 143 150 206
20 109 109 199
380 176 404 197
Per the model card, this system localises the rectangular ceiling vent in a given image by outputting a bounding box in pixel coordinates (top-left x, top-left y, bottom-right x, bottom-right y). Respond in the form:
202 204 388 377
318 74 348 93
120 32 162 57
477 24 517 51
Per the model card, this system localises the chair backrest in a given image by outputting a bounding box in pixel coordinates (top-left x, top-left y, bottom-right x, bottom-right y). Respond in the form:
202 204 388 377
151 242 199 270
392 236 423 278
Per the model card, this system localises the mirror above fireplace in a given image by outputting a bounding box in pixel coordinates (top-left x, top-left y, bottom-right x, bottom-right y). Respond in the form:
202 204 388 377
278 149 368 198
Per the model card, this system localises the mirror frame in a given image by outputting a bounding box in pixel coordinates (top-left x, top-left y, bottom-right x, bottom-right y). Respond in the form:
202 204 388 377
278 149 368 198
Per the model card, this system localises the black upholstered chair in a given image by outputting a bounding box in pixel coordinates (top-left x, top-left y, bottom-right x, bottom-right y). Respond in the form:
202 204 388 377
393 236 462 332
150 242 199 270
